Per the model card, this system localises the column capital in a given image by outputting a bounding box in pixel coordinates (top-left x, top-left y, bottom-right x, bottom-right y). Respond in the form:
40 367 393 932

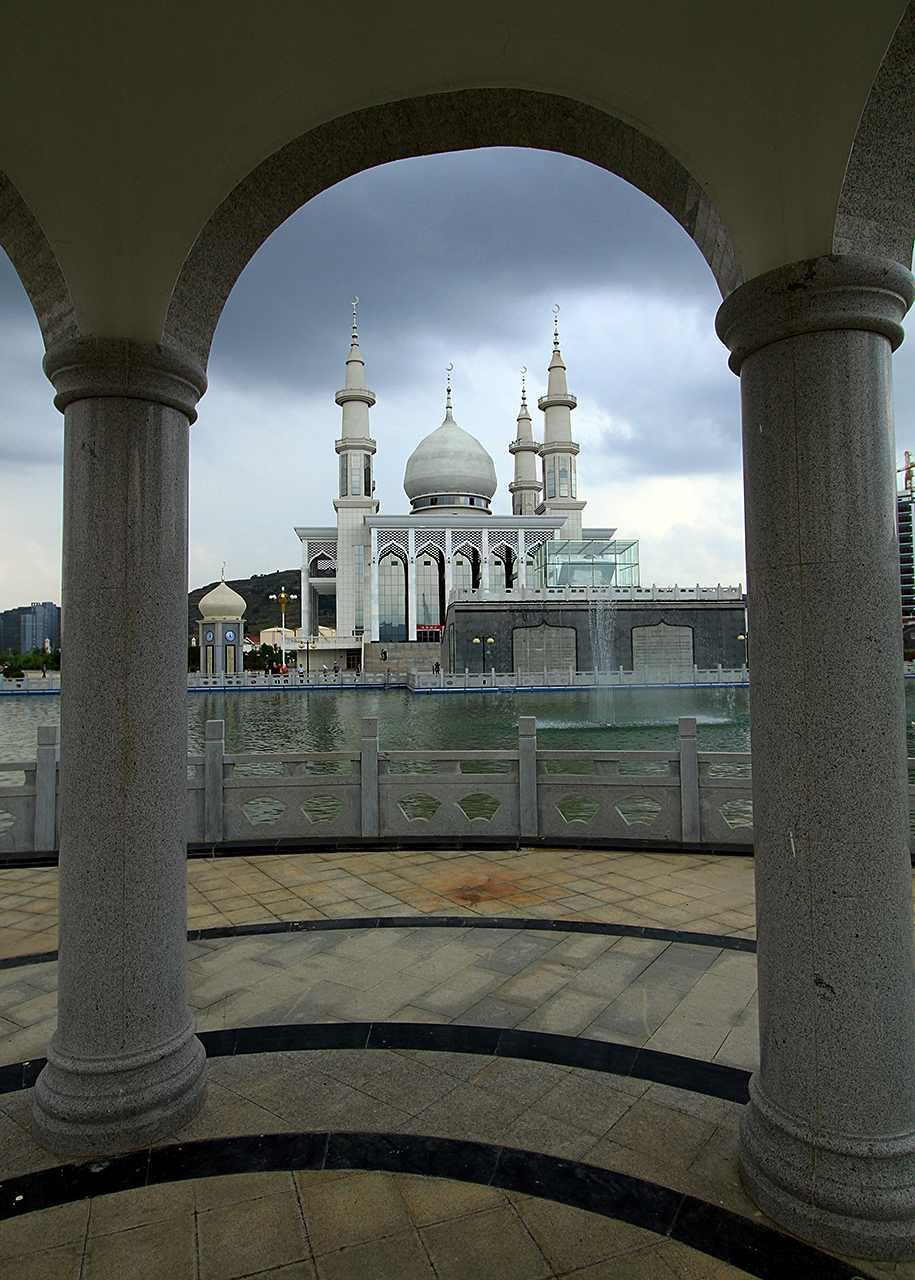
716 254 915 374
43 338 207 421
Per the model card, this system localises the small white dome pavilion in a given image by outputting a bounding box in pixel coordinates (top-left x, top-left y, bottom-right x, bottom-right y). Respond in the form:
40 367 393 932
197 573 246 676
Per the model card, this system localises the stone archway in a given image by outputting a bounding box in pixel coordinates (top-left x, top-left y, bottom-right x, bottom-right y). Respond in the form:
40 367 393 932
163 88 743 368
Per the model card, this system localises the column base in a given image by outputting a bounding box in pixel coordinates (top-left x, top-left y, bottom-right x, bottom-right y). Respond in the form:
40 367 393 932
740 1075 915 1260
32 1018 206 1157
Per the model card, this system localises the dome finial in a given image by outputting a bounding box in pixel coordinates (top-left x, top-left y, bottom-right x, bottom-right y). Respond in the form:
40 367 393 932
445 363 454 415
221 561 226 582
351 295 359 342
553 304 561 351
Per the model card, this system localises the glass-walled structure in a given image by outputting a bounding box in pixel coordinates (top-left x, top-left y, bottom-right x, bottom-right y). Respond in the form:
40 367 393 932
378 553 407 642
530 539 639 588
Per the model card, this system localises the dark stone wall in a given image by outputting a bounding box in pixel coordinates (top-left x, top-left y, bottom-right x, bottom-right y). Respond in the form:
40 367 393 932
443 599 747 673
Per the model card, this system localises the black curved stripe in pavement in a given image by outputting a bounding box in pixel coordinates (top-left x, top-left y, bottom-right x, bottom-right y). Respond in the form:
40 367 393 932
187 915 757 952
0 913 756 973
0 1021 751 1103
0 1131 874 1280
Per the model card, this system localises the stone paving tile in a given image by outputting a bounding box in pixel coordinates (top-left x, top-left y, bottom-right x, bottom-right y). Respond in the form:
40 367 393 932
421 1202 552 1280
568 950 659 1000
87 1180 196 1238
591 981 686 1041
644 973 756 1061
0 1052 899 1279
533 1071 643 1132
712 1002 760 1071
2 850 902 1278
517 987 612 1035
0 1199 90 1261
0 848 767 962
197 1178 310 1280
83 1213 198 1279
455 993 534 1028
506 1191 665 1274
467 1055 571 1106
0 917 764 1070
408 965 506 1017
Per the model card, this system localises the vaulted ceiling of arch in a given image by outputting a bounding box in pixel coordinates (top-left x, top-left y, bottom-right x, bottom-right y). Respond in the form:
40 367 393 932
0 2 908 346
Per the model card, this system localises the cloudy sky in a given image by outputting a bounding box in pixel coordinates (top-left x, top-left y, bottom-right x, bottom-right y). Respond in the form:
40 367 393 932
2 145 915 613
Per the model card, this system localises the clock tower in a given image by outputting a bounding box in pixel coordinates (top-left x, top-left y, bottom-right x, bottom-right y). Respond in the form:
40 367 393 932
197 574 246 675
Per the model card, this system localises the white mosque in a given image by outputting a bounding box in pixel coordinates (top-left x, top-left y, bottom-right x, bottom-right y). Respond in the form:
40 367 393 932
294 310 639 666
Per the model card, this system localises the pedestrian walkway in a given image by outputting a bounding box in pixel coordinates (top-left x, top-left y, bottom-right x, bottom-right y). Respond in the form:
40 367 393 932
0 848 907 1279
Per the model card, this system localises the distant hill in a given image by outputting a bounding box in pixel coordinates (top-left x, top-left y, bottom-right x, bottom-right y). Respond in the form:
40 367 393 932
188 570 303 640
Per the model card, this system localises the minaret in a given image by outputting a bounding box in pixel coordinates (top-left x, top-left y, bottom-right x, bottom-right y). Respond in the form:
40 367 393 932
508 370 542 516
333 300 378 639
536 307 585 539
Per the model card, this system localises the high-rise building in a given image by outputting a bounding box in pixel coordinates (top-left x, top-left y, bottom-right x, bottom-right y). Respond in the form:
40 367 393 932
899 491 914 619
19 601 60 653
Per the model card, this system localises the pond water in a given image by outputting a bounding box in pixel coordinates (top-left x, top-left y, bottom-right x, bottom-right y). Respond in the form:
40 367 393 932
0 682 913 763
0 686 753 761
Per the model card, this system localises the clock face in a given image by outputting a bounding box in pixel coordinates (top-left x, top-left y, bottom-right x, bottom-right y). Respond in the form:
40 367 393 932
205 630 214 643
225 630 236 642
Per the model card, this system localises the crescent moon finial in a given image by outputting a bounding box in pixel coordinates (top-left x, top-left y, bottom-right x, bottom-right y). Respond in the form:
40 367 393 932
521 366 527 375
351 296 359 341
552 304 561 349
221 561 226 582
446 363 453 372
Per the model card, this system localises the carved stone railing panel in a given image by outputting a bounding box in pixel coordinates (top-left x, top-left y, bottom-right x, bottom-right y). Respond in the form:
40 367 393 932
221 775 361 840
538 769 682 841
378 751 520 836
0 761 37 852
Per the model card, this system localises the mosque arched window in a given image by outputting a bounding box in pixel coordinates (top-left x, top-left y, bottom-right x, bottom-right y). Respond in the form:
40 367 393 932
378 552 407 642
417 552 444 627
452 553 474 592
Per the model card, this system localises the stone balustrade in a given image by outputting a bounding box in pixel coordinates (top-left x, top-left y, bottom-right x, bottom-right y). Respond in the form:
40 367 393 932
6 717 915 859
0 716 761 855
185 666 750 692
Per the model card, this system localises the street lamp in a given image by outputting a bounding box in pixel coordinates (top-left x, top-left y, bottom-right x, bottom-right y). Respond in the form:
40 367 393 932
472 636 495 675
269 587 298 670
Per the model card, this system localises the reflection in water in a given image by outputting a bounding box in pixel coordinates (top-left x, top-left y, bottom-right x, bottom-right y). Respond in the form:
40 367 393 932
4 683 915 762
185 687 753 755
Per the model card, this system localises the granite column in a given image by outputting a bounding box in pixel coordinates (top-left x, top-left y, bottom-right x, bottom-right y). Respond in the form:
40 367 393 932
717 255 915 1258
33 339 208 1156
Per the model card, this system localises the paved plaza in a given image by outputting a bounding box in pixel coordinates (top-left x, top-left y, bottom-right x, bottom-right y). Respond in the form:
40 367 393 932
0 846 909 1278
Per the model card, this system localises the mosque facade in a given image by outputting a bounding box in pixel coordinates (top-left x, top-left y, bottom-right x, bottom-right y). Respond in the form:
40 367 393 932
295 314 639 654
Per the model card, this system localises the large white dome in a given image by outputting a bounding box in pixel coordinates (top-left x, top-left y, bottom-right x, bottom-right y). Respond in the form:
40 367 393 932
198 580 246 620
403 402 497 513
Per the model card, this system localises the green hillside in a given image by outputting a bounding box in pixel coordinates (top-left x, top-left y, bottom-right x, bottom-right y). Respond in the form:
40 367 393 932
188 570 303 640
